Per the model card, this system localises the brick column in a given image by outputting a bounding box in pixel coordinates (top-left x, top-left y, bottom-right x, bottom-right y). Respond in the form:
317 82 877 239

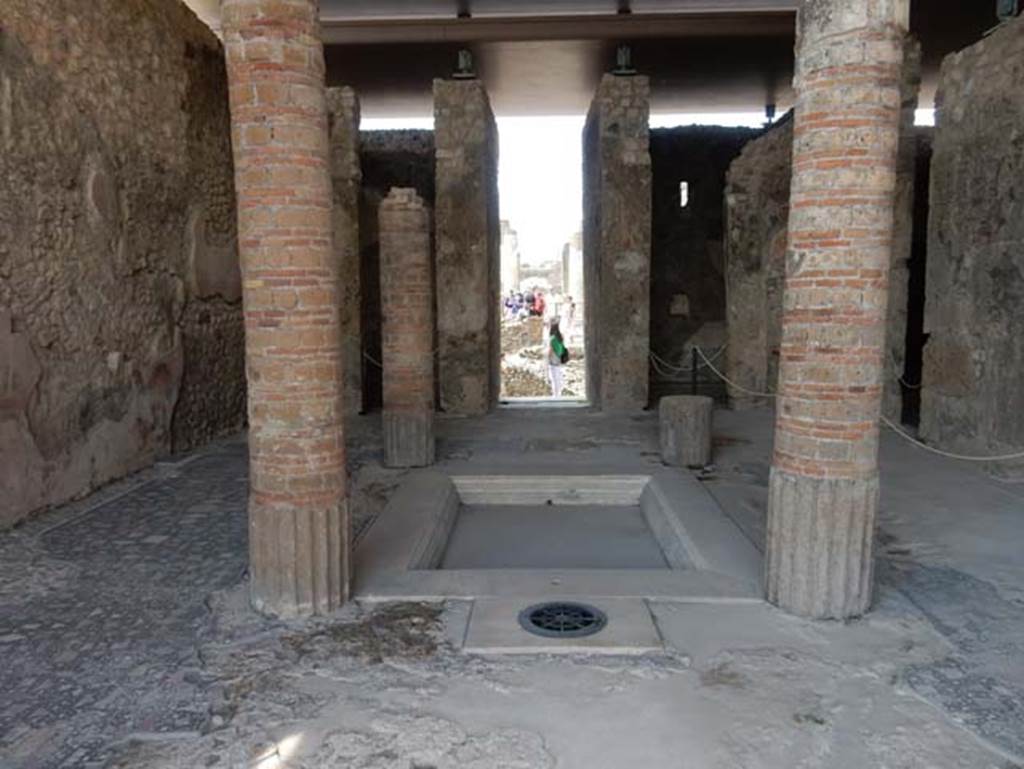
326 87 363 416
223 0 350 617
433 79 500 416
765 0 908 619
380 189 435 468
582 73 652 411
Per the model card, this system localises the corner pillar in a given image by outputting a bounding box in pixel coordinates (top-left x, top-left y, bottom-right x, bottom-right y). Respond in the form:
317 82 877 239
766 0 908 619
433 78 500 416
223 0 350 616
582 73 652 411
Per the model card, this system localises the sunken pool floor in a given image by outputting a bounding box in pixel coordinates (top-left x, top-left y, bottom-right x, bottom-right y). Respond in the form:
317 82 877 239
439 503 670 569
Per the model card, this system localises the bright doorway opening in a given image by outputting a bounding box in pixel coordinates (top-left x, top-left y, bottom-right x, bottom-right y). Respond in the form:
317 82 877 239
497 116 587 404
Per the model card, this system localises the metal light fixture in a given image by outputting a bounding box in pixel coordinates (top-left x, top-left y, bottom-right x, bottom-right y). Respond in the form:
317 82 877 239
997 0 1020 21
453 49 476 80
612 44 637 76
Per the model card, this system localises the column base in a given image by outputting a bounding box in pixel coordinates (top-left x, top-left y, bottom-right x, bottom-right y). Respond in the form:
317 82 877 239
249 499 351 618
384 410 435 468
765 469 878 619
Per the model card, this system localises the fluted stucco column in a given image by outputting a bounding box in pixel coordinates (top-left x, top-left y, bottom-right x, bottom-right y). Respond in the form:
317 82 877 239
766 0 908 619
223 0 350 616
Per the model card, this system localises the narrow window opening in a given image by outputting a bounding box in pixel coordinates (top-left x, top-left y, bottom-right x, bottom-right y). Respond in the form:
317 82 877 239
679 181 690 208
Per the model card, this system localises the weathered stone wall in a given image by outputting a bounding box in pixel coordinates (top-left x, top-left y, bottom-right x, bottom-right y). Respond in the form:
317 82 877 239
649 126 758 397
434 79 501 416
0 0 244 528
920 17 1024 464
359 130 436 413
723 116 794 408
583 73 652 411
725 38 922 420
326 88 362 415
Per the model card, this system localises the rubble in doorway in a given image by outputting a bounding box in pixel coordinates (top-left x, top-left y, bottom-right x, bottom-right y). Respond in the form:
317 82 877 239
500 316 586 399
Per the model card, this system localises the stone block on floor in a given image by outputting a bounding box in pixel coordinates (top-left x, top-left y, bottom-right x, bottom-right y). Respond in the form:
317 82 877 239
659 395 713 468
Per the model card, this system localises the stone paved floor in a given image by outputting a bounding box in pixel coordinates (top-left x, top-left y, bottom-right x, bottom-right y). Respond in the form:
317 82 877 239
1 410 1022 768
0 438 250 768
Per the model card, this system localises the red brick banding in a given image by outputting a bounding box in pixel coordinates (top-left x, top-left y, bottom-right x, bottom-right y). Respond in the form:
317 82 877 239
380 188 435 467
223 0 349 616
766 0 908 619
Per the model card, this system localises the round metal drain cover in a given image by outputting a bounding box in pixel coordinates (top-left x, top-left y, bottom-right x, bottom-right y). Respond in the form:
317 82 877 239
518 601 608 639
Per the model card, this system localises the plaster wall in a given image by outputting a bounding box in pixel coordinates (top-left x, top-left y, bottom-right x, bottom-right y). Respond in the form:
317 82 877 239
723 116 793 408
920 18 1024 465
0 0 244 528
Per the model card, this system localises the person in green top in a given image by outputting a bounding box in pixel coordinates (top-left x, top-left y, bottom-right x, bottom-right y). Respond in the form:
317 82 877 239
547 318 569 398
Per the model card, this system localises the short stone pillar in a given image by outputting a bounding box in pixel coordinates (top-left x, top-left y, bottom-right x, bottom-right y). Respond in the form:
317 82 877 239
380 189 435 468
326 87 363 416
582 73 652 411
765 0 908 620
659 396 713 468
223 0 351 616
433 78 500 416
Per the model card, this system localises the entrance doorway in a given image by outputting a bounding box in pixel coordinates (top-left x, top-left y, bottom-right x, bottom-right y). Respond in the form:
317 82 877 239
497 116 588 403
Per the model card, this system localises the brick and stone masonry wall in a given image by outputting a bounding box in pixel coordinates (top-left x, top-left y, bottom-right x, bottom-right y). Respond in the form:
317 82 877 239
724 37 921 420
764 0 909 619
0 0 245 528
434 80 501 416
583 74 652 411
224 0 349 616
380 189 435 468
359 130 436 413
326 88 362 415
920 17 1024 471
724 115 794 408
649 126 758 400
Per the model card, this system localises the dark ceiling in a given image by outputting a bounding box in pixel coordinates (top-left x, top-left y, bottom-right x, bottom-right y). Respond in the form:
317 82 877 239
317 1 999 118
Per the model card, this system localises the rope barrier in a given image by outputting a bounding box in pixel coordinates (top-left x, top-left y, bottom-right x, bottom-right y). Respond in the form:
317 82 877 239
693 347 1024 463
364 349 441 369
879 415 1024 462
694 346 777 399
898 375 923 390
649 354 699 383
369 335 1024 463
649 345 727 374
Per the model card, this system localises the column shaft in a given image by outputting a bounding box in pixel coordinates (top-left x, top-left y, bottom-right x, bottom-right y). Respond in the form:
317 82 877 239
380 188 435 468
582 73 652 411
433 79 500 416
223 0 350 616
766 0 908 619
